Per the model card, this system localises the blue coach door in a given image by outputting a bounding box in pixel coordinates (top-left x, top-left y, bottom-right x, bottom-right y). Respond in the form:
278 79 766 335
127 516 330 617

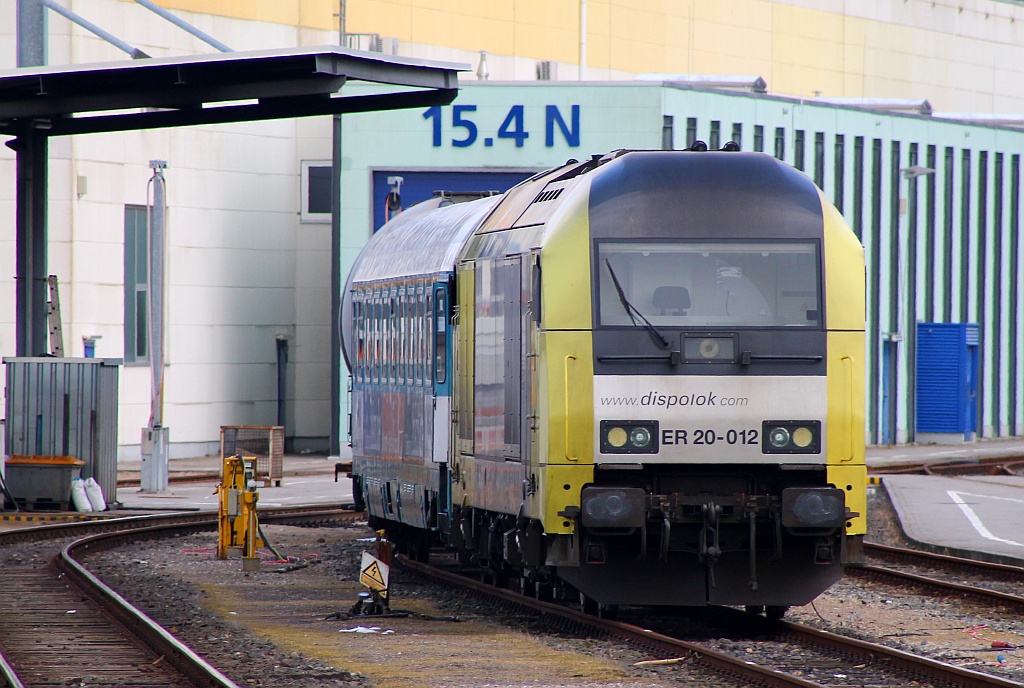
432 283 453 462
372 170 533 231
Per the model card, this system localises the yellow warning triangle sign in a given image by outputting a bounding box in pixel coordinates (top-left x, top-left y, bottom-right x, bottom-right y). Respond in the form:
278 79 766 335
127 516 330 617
360 551 389 592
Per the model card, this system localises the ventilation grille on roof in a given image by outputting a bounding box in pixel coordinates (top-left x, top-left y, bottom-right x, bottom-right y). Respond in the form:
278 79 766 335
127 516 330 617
533 188 564 203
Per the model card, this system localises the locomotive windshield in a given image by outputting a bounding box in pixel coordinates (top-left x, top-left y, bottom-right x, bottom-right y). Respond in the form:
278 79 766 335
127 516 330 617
596 241 821 328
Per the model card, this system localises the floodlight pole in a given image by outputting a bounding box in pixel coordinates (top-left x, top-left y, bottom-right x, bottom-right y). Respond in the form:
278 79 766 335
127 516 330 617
895 164 935 445
141 161 169 493
330 11 346 459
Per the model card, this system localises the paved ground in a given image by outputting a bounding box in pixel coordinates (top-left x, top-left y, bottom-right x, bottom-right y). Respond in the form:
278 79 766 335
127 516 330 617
113 453 350 511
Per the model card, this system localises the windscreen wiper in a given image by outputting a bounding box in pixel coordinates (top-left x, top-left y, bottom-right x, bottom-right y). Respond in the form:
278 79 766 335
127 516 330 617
604 259 671 349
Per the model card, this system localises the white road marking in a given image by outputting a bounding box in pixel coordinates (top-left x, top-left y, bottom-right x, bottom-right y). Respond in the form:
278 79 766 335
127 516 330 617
947 490 1024 548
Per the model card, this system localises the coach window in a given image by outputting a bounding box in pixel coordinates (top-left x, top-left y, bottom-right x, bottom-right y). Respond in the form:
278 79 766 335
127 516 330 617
412 286 420 386
373 292 382 385
425 291 434 382
353 295 363 382
396 288 404 385
382 292 391 385
381 291 389 385
400 288 409 385
418 285 427 385
390 292 399 385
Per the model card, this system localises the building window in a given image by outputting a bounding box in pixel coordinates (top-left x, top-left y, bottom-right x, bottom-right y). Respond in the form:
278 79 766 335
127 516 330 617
814 132 825 189
686 117 697 148
774 127 786 161
709 120 720 150
833 134 845 213
753 125 764 152
301 160 332 223
124 205 149 364
731 123 742 149
794 130 805 171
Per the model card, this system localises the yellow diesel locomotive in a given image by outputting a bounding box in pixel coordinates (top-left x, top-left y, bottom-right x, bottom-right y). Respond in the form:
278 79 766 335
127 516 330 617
341 147 866 617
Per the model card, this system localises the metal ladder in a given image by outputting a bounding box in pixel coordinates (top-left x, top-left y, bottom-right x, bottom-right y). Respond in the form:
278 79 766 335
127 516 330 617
47 274 64 356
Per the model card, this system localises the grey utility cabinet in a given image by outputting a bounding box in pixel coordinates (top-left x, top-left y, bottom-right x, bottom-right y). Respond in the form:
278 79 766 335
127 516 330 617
3 357 121 508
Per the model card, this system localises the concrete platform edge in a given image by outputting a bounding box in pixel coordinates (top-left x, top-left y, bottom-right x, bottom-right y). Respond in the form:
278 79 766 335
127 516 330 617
881 480 1024 569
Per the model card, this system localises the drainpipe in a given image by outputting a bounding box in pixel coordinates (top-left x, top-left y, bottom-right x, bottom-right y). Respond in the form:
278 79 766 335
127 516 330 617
276 335 289 432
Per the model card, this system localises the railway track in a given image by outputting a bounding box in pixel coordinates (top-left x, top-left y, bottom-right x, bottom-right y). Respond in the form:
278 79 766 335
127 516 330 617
852 541 1024 611
870 456 1024 476
399 554 1024 688
0 506 358 688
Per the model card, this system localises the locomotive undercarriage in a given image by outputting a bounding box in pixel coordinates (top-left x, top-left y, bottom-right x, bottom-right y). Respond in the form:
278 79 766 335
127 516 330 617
434 465 856 611
366 464 858 613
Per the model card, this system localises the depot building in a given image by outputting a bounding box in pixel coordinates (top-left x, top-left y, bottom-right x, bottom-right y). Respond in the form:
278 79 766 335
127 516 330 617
1 1 1022 461
338 80 1023 447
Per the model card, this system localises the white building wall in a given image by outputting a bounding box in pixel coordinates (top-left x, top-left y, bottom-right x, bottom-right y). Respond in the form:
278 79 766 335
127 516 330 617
0 0 336 458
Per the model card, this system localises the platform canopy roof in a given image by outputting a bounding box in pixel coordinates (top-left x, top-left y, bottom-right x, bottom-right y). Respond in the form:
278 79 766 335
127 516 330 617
0 45 464 137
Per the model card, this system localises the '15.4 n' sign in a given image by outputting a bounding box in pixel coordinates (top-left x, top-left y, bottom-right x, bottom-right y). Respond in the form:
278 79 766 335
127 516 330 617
423 104 580 148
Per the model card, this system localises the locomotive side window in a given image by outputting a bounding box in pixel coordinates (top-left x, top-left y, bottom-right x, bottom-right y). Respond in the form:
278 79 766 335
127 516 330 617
434 287 447 384
597 241 821 328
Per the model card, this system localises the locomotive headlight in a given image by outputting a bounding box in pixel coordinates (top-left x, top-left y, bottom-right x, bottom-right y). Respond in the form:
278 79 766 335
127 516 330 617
781 487 845 528
581 487 646 528
762 420 821 454
792 426 814 448
629 427 651 448
768 426 790 448
600 420 659 454
606 427 628 448
681 333 738 363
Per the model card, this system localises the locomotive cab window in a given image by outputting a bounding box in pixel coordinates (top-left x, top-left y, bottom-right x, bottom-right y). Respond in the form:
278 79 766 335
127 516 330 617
597 241 821 329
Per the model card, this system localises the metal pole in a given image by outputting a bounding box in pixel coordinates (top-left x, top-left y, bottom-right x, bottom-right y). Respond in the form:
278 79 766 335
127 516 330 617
133 0 233 52
36 0 149 58
330 16 345 458
11 127 49 357
17 0 46 67
579 0 587 80
899 165 934 445
148 161 167 428
337 0 346 46
141 161 169 493
330 114 342 458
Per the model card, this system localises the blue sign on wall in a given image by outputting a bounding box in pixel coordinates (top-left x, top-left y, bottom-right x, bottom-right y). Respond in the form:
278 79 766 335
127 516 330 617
421 104 580 149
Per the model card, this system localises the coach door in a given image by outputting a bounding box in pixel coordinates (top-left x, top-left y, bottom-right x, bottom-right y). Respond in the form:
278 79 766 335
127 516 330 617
473 256 525 463
432 282 453 463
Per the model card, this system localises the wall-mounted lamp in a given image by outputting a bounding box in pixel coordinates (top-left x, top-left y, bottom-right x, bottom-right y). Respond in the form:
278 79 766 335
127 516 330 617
476 50 489 80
